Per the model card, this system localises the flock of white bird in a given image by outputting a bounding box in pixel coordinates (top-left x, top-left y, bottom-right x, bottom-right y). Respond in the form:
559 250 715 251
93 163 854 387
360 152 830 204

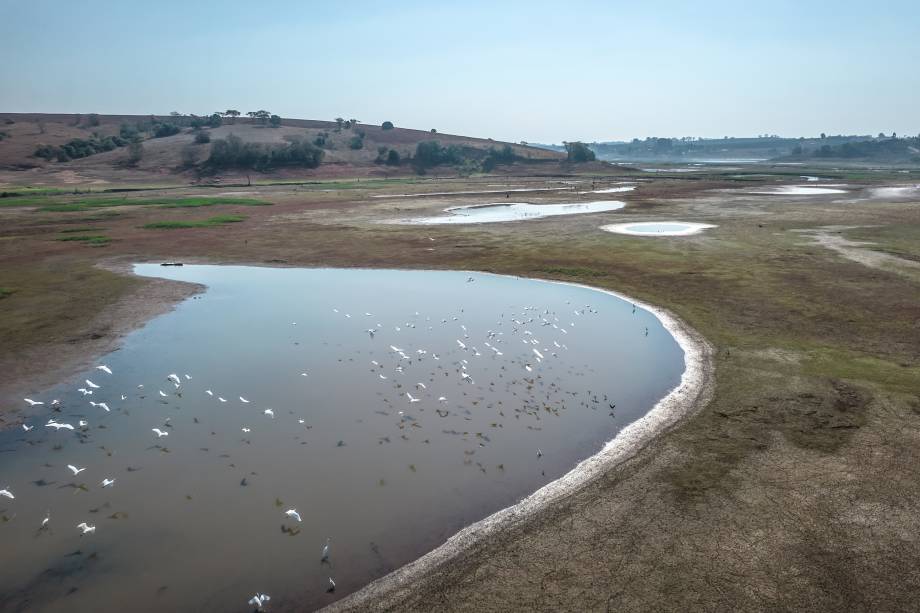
4 288 640 611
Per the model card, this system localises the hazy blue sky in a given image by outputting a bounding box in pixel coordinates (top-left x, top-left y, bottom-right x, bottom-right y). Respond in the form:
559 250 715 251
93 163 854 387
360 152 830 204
2 0 917 143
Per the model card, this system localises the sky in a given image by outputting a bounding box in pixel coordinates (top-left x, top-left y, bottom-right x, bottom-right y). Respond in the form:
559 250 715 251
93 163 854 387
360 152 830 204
1 0 918 143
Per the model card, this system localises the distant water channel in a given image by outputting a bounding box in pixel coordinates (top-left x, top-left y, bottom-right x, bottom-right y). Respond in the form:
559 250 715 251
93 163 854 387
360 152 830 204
400 200 625 224
0 266 684 612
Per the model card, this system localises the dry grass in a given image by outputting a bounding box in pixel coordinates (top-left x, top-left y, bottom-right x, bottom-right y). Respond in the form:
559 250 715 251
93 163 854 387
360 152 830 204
0 165 919 611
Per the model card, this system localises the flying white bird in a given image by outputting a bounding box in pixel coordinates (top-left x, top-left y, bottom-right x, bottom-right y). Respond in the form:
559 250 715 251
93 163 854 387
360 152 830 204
22 424 33 432
406 393 420 403
67 464 86 475
76 522 95 535
438 396 447 403
96 365 112 375
152 428 169 438
158 390 168 398
248 593 270 611
239 397 250 404
285 509 302 522
457 340 467 349
184 374 192 380
241 427 251 433
416 382 427 390
0 488 13 499
98 402 110 412
85 379 100 389
78 420 88 427
45 420 74 431
23 398 43 406
218 397 227 403
206 390 213 396
101 478 115 488
41 514 50 527
263 409 274 418
533 348 545 360
167 374 181 385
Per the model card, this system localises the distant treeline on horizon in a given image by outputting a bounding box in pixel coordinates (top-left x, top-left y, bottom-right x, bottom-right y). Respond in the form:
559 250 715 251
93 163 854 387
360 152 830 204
531 133 920 163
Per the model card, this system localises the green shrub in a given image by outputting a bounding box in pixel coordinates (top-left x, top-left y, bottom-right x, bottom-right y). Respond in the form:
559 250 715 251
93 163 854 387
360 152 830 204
195 131 211 144
381 121 394 130
207 134 323 170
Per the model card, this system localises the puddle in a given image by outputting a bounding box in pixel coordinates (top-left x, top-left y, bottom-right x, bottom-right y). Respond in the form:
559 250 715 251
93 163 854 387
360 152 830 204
397 201 626 224
600 222 717 237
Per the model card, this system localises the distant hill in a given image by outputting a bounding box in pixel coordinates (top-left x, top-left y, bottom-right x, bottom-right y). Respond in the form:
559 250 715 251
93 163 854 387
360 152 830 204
0 113 564 185
531 134 919 164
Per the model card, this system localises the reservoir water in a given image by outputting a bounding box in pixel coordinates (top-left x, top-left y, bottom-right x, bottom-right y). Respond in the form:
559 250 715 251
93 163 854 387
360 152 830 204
0 266 684 612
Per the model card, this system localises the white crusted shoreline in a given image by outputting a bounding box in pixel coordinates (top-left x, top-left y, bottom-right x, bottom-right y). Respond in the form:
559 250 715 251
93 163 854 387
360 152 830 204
322 275 715 612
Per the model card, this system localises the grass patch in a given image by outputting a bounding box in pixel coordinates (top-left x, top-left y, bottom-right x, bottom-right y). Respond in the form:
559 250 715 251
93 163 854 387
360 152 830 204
0 194 270 211
143 215 246 229
536 266 607 278
58 226 105 233
56 234 112 246
0 287 15 299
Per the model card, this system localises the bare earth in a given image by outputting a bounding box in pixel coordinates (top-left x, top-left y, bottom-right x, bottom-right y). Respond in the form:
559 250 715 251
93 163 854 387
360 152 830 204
1 147 919 611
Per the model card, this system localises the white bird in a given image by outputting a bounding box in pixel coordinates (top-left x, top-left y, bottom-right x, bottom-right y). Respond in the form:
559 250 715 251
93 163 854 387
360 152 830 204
76 522 95 535
218 397 227 403
322 538 331 562
240 397 250 403
406 393 420 403
263 409 274 418
328 577 336 592
300 372 308 377
98 402 110 412
51 399 61 405
85 379 100 389
285 509 302 522
67 464 86 475
120 394 126 401
78 420 88 427
533 348 545 360
241 427 251 433
416 382 427 390
24 397 47 407
96 365 112 375
438 396 447 403
167 374 181 385
378 374 387 380
0 488 13 499
206 390 213 396
45 420 74 431
152 428 169 438
158 390 168 397
77 388 92 395
41 513 50 527
101 478 115 488
248 593 270 611
184 374 192 380
456 340 467 350
22 424 33 432
537 449 543 458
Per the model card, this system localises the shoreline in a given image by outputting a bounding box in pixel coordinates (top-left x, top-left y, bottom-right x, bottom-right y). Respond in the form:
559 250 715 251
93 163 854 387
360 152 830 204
2 261 714 612
0 258 203 425
322 275 714 612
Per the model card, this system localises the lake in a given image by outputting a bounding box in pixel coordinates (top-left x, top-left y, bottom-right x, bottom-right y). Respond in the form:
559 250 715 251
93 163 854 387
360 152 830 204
0 266 684 612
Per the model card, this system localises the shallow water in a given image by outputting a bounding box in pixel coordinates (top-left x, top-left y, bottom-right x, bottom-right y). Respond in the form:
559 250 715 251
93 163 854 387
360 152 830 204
748 185 848 195
600 222 716 237
399 200 625 225
0 266 683 612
